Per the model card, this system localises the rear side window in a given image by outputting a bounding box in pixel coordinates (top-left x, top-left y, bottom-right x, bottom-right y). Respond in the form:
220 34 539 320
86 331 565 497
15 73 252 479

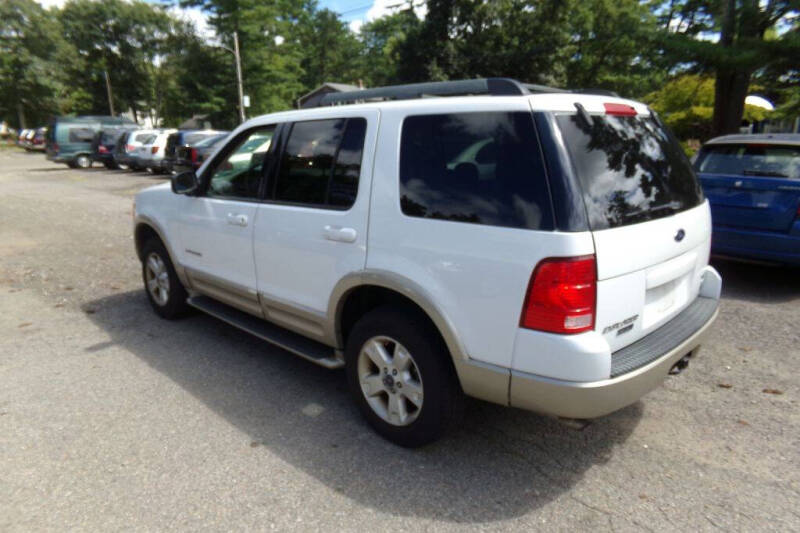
556 113 703 231
695 144 800 179
68 127 95 143
273 118 367 208
399 112 553 230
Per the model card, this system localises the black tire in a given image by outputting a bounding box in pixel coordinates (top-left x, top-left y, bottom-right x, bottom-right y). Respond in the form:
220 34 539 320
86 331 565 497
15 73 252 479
104 161 120 170
67 161 78 169
345 306 464 447
141 238 189 319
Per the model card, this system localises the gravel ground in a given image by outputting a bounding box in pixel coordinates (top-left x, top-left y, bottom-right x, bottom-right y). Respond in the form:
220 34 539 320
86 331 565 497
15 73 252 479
1 149 798 531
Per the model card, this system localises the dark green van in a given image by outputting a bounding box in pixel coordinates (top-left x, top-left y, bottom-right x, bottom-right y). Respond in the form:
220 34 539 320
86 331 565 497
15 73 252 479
46 115 137 168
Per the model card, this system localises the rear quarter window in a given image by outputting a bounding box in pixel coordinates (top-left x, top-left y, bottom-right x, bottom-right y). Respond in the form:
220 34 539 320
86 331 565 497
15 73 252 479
399 112 553 230
68 127 96 143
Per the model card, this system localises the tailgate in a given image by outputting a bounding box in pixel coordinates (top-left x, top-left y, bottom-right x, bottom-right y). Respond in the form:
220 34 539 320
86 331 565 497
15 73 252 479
553 108 712 353
594 202 711 352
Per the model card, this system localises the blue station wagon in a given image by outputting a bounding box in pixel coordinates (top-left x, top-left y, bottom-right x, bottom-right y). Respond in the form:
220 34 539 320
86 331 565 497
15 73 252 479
695 134 800 266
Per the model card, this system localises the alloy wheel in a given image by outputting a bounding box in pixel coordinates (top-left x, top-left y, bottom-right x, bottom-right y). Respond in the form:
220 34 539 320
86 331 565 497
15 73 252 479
144 252 170 306
357 336 424 426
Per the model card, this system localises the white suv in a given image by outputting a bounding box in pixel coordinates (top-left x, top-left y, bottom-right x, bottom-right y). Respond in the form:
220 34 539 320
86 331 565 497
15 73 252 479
133 79 721 447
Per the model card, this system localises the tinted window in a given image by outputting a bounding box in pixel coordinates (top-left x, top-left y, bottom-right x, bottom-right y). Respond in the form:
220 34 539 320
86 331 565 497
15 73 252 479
273 118 366 208
695 144 800 179
207 127 275 200
399 112 553 230
133 132 153 143
556 113 703 231
184 132 217 145
68 127 95 143
194 133 228 148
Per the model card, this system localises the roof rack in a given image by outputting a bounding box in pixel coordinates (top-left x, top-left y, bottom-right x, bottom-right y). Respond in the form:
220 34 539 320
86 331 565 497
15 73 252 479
318 77 564 107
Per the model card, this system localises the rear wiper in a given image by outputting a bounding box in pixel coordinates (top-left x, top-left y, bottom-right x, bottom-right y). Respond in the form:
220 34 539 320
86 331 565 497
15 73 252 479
742 169 788 178
648 202 681 214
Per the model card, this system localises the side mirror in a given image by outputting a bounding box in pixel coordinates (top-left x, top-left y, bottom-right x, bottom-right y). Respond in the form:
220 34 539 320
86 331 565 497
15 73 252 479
171 170 199 195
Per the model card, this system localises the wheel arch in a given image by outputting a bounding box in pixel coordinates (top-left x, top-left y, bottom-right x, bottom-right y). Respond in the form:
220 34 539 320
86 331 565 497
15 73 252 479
134 216 190 288
330 271 467 363
329 271 510 406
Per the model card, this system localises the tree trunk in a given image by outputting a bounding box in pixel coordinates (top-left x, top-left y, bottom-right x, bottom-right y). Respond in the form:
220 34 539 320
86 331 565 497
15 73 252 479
16 101 26 130
710 0 746 138
712 69 750 137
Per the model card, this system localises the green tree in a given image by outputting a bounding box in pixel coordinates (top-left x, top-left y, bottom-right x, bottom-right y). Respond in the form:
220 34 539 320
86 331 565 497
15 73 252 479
359 10 421 86
655 0 800 137
0 0 66 128
58 0 172 118
181 0 315 115
645 74 772 141
296 8 364 91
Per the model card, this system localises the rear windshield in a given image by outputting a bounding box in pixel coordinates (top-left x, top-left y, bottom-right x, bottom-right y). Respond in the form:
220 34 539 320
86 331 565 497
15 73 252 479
133 132 153 143
194 133 227 148
184 132 217 145
556 113 703 230
694 144 800 179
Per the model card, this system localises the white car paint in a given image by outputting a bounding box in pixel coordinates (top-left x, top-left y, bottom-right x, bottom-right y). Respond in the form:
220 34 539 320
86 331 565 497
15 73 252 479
135 92 718 385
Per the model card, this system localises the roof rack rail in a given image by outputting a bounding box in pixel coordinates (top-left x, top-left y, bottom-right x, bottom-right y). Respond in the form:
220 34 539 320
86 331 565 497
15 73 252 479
572 88 620 97
318 77 564 107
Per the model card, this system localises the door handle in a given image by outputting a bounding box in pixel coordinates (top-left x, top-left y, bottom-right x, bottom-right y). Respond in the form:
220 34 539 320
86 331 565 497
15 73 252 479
227 213 248 227
323 225 357 243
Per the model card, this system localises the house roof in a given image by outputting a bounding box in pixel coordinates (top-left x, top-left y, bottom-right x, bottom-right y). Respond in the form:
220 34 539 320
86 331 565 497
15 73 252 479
296 83 363 108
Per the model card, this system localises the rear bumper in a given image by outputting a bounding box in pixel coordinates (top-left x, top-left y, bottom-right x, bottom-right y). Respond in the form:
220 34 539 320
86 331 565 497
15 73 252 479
712 225 800 266
508 296 718 419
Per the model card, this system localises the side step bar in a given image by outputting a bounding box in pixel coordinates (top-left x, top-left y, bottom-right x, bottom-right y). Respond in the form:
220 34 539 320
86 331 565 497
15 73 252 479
187 295 344 369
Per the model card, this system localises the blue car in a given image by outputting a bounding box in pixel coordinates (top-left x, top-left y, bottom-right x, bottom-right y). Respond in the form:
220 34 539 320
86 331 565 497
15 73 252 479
695 134 800 266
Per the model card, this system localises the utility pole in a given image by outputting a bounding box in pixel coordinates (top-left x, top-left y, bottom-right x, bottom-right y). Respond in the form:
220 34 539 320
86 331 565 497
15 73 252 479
233 31 245 123
104 70 115 116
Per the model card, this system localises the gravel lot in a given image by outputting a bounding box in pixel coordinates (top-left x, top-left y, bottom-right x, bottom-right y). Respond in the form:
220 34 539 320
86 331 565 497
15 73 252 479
1 148 798 531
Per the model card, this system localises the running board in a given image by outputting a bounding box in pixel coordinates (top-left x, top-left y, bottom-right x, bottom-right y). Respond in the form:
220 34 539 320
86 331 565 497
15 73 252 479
187 295 344 369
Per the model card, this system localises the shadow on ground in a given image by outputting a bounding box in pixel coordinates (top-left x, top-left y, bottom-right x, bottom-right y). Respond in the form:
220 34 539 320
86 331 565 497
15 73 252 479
83 290 641 523
712 257 800 304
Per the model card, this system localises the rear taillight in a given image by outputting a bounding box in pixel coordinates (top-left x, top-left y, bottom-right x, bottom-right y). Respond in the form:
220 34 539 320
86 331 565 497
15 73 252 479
796 203 800 218
190 147 198 164
520 256 596 334
604 103 637 116
151 146 159 154
126 144 135 152
98 145 108 153
53 143 59 152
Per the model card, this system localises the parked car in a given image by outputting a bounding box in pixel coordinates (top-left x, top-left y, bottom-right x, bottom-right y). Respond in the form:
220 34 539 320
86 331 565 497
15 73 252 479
138 130 177 173
46 115 137 168
18 128 35 149
29 127 47 152
91 127 139 169
17 129 30 147
116 129 157 171
133 78 721 447
695 133 800 266
162 130 226 174
174 132 229 172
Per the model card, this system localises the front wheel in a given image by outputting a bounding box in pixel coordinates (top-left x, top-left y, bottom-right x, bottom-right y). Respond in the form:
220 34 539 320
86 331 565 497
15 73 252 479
345 307 464 447
141 239 189 319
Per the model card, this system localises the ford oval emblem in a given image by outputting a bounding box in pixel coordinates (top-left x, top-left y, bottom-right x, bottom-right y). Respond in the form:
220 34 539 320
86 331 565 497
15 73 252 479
675 229 686 242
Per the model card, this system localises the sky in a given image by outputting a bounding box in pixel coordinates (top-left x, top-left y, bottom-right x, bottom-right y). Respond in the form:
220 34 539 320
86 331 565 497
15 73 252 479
35 0 425 35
